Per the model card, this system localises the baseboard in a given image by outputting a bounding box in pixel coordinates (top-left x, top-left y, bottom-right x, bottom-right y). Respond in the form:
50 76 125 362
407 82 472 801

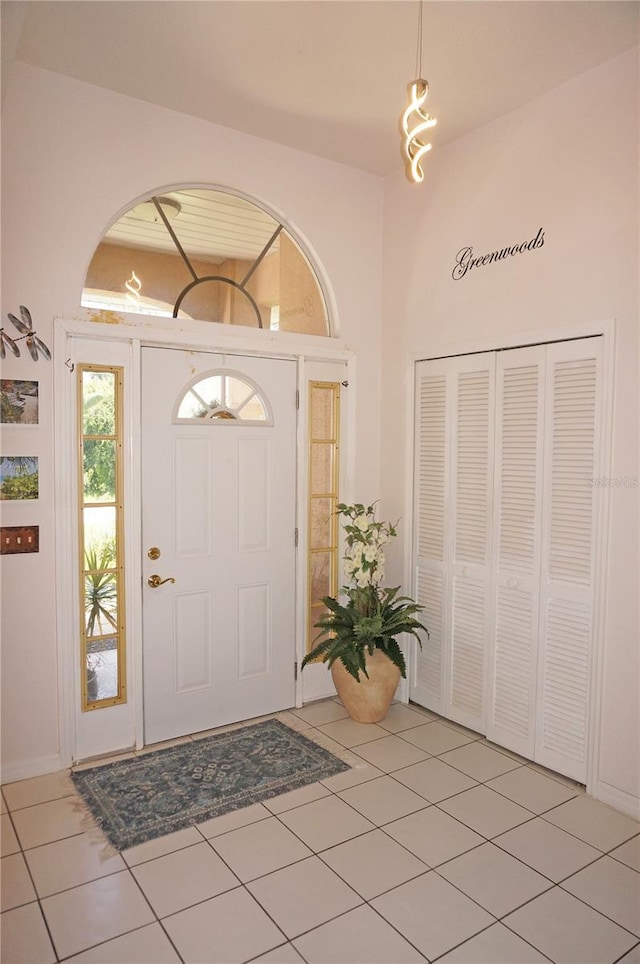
1 754 64 786
591 778 640 821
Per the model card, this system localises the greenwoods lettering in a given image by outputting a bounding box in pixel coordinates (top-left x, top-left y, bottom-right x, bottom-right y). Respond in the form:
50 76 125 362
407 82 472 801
452 228 545 280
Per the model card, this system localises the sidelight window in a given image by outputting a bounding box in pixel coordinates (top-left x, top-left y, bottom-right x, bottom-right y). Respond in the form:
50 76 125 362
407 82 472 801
78 365 126 710
307 381 341 651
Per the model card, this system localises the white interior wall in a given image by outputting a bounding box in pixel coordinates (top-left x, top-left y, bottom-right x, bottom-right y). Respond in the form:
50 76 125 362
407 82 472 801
381 49 639 818
0 64 383 778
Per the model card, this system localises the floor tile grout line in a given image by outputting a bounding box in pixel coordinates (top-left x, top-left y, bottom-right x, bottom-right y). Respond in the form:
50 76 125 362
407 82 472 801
383 744 587 816
536 809 637 852
33 856 187 960
1 787 76 815
497 898 640 964
429 796 540 841
429 857 556 922
555 876 640 938
428 917 557 964
244 869 340 955
308 898 432 962
2 835 62 963
33 894 61 962
245 940 307 964
250 880 434 964
476 917 558 964
485 826 640 930
612 940 640 964
605 830 640 865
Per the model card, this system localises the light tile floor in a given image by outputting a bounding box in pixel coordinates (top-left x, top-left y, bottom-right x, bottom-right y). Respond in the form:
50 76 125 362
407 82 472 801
2 700 639 964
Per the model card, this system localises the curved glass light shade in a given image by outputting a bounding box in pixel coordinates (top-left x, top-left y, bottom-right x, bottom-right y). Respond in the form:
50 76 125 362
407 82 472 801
402 79 437 184
82 188 330 336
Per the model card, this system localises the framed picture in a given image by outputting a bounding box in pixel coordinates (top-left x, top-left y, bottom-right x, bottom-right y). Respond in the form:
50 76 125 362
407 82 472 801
0 456 39 500
0 380 39 425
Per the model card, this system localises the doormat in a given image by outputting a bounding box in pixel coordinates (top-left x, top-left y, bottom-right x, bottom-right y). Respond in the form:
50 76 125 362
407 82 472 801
71 719 350 852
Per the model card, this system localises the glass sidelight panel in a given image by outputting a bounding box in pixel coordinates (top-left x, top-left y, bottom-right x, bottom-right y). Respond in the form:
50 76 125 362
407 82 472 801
78 365 126 710
310 551 332 601
310 497 333 549
307 382 340 651
310 444 334 492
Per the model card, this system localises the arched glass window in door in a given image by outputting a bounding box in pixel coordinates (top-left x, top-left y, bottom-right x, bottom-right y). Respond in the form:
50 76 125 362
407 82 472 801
82 188 331 336
174 371 272 424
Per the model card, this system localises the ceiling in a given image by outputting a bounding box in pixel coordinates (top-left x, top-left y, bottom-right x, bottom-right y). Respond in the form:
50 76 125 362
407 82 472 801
105 188 284 263
2 1 638 176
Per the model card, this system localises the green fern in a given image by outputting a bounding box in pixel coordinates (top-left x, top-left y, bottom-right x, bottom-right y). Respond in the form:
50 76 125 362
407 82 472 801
302 584 428 682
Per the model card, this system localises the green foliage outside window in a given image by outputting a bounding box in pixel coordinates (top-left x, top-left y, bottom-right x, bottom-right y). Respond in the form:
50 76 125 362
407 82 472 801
83 376 116 500
84 539 117 637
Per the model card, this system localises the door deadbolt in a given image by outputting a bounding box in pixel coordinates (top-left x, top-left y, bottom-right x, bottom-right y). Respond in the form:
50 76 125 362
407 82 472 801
148 574 176 588
147 547 161 560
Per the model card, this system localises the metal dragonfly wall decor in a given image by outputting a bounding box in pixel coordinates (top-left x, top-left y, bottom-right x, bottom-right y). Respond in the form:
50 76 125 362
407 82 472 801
0 306 52 361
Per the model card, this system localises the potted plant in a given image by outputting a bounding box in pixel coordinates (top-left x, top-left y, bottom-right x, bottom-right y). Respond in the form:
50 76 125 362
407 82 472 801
301 502 428 722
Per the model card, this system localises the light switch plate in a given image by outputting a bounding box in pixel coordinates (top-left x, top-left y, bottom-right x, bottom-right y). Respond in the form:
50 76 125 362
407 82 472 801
1 525 39 554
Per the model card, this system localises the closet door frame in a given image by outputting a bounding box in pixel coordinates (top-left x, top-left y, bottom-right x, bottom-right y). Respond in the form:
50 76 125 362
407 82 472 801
404 318 615 798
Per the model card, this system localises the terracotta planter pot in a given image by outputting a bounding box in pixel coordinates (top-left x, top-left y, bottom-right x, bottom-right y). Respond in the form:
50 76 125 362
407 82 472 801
331 649 401 723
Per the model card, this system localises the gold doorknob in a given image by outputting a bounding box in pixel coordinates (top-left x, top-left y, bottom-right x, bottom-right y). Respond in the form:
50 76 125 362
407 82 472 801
148 574 176 588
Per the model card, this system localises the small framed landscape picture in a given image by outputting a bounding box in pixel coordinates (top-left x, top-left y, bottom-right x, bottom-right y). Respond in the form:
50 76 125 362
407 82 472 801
0 456 39 500
0 380 39 425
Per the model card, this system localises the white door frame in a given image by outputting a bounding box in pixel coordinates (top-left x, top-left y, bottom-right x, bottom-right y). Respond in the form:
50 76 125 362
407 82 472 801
54 317 355 766
402 318 616 801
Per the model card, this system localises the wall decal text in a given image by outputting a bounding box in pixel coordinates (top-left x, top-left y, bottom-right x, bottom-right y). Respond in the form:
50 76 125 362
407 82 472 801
452 228 545 280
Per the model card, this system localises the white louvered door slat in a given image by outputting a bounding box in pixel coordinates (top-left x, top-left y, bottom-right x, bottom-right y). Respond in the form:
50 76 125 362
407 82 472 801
536 339 602 782
411 363 449 713
487 347 545 757
447 355 494 731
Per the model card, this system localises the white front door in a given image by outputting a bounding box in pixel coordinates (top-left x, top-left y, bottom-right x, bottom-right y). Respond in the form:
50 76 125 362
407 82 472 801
141 347 297 744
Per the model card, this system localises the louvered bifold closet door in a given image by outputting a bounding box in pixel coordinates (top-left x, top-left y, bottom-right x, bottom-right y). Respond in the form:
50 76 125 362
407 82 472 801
411 360 449 713
411 354 495 728
486 347 545 758
447 354 495 731
536 337 602 782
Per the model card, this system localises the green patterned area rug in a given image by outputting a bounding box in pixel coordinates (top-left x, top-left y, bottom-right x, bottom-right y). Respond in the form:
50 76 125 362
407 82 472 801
72 719 349 851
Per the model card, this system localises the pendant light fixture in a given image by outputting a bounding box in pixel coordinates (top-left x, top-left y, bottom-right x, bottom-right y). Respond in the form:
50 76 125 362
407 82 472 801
401 1 437 183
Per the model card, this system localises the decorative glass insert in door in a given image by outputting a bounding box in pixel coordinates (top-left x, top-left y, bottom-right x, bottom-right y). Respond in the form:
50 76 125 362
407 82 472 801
307 381 340 651
78 365 126 710
174 371 271 423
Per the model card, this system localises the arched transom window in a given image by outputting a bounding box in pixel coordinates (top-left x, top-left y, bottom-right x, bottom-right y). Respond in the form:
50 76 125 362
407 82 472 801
82 187 331 336
174 371 271 424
